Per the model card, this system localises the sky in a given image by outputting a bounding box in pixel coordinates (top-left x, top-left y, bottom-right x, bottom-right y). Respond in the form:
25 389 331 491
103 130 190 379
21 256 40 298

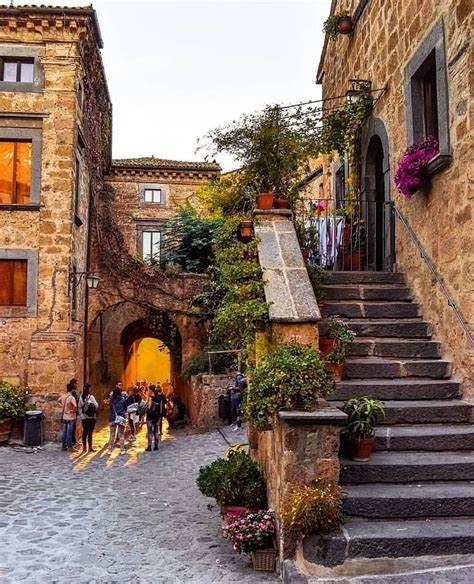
58 1 332 169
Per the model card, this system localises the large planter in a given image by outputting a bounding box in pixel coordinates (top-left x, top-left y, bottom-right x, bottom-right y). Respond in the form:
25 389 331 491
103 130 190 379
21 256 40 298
348 436 375 462
319 337 337 356
273 197 291 210
251 539 277 571
344 251 362 271
325 362 343 382
256 192 275 210
336 16 354 35
221 505 249 518
0 418 13 444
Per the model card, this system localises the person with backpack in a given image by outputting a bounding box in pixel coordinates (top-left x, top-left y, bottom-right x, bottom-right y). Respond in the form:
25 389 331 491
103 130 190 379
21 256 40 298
108 383 127 455
145 384 165 452
78 383 99 453
126 385 143 442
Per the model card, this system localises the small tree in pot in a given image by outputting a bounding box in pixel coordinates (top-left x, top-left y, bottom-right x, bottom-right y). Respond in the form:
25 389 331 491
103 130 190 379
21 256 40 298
322 318 355 382
342 397 385 461
0 382 27 444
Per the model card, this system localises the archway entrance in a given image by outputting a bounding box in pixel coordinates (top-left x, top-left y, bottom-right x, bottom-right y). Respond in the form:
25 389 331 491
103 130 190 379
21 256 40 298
361 118 394 272
123 337 171 391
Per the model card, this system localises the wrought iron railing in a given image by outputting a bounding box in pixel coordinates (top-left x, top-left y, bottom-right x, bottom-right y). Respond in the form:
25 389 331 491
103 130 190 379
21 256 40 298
301 199 395 272
394 206 474 347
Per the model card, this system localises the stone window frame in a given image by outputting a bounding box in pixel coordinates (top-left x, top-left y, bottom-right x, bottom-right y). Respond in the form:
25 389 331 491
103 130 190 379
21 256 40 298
0 126 42 207
138 183 168 207
0 249 38 318
0 45 44 93
332 157 349 207
405 19 452 176
136 220 167 263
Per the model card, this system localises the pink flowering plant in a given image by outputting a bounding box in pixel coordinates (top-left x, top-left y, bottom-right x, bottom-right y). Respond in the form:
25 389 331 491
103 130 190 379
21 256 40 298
222 509 276 554
394 136 438 198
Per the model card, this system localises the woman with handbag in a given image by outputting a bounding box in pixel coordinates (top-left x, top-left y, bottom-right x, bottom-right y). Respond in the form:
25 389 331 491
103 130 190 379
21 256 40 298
126 385 142 442
107 383 127 455
78 383 99 453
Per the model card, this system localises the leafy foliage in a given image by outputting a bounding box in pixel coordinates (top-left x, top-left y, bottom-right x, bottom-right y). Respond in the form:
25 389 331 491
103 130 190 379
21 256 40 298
244 342 334 430
342 396 385 438
181 350 236 380
324 317 355 364
223 510 275 554
322 11 351 40
196 450 267 508
281 480 343 536
160 206 222 273
0 382 27 421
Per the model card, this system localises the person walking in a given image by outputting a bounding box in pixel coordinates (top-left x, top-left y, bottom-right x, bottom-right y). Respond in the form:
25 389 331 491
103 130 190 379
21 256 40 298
78 383 99 453
145 385 165 452
69 378 80 447
107 384 127 455
58 383 78 451
126 385 142 442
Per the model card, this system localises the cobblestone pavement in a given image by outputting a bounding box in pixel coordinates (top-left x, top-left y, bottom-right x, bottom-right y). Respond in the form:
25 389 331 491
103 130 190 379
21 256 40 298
0 423 278 584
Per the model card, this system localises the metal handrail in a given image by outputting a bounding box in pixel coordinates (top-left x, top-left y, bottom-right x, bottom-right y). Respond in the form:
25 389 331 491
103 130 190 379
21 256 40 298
394 205 474 347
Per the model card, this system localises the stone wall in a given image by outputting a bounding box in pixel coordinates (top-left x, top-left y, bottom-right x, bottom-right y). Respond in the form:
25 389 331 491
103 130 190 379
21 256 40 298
318 0 473 396
187 374 233 430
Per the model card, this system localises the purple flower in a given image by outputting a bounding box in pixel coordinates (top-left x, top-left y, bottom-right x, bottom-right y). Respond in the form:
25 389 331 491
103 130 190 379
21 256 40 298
395 136 438 199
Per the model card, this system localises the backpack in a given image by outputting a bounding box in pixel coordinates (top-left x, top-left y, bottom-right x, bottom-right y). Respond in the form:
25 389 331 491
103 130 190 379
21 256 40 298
83 397 97 417
149 395 162 416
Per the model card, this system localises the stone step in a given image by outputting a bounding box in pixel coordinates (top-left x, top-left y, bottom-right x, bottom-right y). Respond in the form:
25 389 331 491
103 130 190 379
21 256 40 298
333 378 462 401
340 451 474 483
323 284 413 301
332 399 472 425
327 272 406 285
375 424 474 451
343 358 451 379
348 338 442 358
347 319 431 338
322 301 420 319
303 518 474 565
342 482 474 518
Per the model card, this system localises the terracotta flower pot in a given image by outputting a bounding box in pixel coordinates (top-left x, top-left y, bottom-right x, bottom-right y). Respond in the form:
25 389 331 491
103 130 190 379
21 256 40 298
221 505 249 518
256 192 275 209
325 362 343 382
238 220 254 239
301 249 310 261
343 251 362 271
273 197 291 209
349 436 375 462
337 16 354 35
319 337 337 356
0 418 13 444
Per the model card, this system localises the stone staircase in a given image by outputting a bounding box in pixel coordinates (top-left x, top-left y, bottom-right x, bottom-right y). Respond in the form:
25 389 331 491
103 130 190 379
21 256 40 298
301 271 474 573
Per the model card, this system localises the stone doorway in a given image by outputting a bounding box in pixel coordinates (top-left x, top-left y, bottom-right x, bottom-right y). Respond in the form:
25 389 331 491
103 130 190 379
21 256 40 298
361 116 394 272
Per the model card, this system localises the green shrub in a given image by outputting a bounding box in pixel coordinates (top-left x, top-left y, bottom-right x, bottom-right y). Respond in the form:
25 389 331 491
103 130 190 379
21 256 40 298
196 449 267 508
0 382 27 421
244 342 334 430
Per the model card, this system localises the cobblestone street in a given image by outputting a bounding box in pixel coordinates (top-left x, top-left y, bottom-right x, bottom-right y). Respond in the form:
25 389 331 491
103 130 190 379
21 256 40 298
0 425 277 584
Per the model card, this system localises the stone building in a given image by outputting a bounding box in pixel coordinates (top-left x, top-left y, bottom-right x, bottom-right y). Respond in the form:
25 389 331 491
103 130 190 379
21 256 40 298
0 6 219 437
317 0 473 394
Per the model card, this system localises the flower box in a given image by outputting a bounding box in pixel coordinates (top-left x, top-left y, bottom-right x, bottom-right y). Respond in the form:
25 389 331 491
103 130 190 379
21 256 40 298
251 538 277 571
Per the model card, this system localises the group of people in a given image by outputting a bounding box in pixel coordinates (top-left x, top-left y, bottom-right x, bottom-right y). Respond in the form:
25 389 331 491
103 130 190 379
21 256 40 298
218 370 247 429
58 378 187 455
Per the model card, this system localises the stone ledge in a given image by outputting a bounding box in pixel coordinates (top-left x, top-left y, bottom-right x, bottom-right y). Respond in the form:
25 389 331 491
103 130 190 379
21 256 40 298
279 408 348 426
254 209 293 220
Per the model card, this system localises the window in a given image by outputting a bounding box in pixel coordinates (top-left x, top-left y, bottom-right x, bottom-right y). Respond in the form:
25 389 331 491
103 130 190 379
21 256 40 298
142 231 161 263
0 260 27 306
74 155 81 222
71 264 78 313
139 183 168 206
405 20 451 170
0 58 34 83
335 166 345 208
144 188 162 203
0 141 32 204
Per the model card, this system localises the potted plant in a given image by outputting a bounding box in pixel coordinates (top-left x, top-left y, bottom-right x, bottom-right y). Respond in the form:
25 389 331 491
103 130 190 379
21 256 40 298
394 136 439 199
238 219 254 240
0 382 27 444
196 446 267 512
323 11 354 40
342 397 385 461
223 509 277 571
322 318 355 382
343 221 365 271
281 479 343 540
273 196 291 210
244 342 334 431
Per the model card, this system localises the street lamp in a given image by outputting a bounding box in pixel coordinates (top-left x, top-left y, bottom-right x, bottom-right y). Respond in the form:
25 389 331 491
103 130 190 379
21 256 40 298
69 271 100 292
85 274 100 289
345 79 372 103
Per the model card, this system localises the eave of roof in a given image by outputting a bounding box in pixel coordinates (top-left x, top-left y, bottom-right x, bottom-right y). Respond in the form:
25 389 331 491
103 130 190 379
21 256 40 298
111 157 221 173
0 4 104 48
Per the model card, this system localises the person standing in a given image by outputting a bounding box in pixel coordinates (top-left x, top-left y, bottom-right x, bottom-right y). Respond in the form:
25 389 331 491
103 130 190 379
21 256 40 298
69 378 80 447
107 383 127 455
145 385 165 452
126 385 142 442
58 383 78 451
78 383 99 453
